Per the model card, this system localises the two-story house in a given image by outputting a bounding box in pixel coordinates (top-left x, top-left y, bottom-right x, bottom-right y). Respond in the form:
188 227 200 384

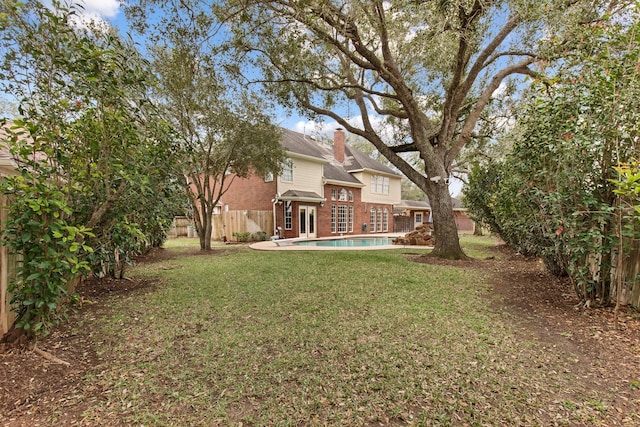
218 128 402 239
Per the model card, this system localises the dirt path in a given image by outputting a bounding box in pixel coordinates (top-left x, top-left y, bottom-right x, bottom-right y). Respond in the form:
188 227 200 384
1 244 639 426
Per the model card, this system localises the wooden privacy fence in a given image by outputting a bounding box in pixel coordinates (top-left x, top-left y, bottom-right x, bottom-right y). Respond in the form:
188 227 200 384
170 211 273 241
613 233 640 309
0 194 19 336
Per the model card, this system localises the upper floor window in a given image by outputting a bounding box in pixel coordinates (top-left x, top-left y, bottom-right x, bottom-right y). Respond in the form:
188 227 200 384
264 172 274 182
371 175 390 194
339 189 348 201
348 190 354 202
331 188 337 200
281 159 293 182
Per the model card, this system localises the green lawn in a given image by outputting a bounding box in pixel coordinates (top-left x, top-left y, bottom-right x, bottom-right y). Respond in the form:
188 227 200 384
74 237 604 425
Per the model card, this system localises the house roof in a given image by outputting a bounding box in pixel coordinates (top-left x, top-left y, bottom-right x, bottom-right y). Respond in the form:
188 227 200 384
343 145 400 176
281 128 401 180
323 162 363 186
281 129 331 161
280 189 325 203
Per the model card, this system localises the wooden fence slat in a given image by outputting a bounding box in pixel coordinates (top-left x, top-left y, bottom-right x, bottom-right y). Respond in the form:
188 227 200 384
168 211 273 241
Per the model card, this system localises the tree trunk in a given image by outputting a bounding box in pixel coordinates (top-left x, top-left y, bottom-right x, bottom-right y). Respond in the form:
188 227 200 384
425 179 467 260
201 209 213 250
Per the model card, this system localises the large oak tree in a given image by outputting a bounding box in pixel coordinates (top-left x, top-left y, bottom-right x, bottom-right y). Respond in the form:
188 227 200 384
128 0 627 258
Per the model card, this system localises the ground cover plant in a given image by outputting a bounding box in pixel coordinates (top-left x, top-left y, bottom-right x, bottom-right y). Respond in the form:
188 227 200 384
1 237 639 425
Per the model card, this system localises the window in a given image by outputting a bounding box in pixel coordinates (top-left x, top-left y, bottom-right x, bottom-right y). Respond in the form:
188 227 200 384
370 208 376 232
377 208 383 233
349 206 354 232
348 190 354 202
371 175 390 194
264 172 274 182
331 204 337 233
383 208 389 232
338 205 348 233
331 188 337 200
415 213 423 224
281 159 293 182
284 201 292 230
339 188 348 201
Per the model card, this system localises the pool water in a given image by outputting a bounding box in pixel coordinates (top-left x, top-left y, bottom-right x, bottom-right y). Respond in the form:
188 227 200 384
293 237 394 247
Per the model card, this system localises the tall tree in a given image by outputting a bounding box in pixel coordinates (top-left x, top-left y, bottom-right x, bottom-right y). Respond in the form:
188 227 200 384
127 0 627 258
212 0 629 259
147 10 284 250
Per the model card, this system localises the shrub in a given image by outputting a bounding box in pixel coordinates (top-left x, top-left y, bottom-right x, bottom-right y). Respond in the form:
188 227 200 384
252 231 268 241
232 231 250 242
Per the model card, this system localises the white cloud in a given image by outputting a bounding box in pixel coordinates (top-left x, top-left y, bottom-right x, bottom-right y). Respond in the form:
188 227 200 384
43 0 120 30
79 0 120 18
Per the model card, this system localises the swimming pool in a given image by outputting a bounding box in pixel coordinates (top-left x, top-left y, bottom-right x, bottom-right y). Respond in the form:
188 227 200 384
292 236 394 247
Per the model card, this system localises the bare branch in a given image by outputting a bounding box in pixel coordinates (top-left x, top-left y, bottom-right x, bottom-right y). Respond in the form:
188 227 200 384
445 58 539 166
442 14 521 143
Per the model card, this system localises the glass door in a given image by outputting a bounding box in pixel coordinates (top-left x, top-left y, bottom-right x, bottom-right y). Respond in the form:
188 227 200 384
299 206 317 238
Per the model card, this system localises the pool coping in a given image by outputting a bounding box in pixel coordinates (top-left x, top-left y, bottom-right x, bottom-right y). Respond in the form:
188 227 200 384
249 233 434 251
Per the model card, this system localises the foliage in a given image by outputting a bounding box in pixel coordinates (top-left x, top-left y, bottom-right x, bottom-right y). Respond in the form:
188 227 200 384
251 231 268 241
465 10 640 304
145 13 284 250
232 231 250 242
0 124 93 336
0 1 184 334
612 161 640 220
0 0 184 266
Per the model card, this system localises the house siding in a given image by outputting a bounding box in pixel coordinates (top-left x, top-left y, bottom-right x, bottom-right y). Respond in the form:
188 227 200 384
274 193 393 238
352 171 402 205
193 128 403 240
278 156 324 197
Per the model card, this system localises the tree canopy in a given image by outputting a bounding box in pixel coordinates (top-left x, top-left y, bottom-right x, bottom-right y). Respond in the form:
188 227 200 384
125 0 629 258
0 0 185 336
145 6 284 250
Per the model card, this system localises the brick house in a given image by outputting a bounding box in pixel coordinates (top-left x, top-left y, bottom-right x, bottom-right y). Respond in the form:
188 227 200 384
217 128 402 239
394 197 475 233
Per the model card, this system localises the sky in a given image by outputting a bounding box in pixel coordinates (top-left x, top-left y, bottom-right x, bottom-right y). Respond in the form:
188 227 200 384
48 1 464 197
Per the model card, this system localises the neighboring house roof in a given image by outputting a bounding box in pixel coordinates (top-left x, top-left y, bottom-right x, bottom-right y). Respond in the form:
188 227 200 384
396 200 430 210
280 128 402 182
451 197 465 210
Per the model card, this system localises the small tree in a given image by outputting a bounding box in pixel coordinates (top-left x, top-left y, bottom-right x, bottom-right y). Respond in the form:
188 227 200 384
149 20 284 250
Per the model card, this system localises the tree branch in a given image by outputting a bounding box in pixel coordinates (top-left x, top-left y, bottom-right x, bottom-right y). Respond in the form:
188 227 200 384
442 13 521 143
445 59 539 167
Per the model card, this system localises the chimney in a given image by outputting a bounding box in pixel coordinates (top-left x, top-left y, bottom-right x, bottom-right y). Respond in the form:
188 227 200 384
333 128 345 163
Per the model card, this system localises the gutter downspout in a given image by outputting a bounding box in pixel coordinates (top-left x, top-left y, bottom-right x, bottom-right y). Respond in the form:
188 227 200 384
272 194 280 238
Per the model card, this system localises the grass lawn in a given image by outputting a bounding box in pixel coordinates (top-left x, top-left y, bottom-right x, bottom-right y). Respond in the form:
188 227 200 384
72 237 605 425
